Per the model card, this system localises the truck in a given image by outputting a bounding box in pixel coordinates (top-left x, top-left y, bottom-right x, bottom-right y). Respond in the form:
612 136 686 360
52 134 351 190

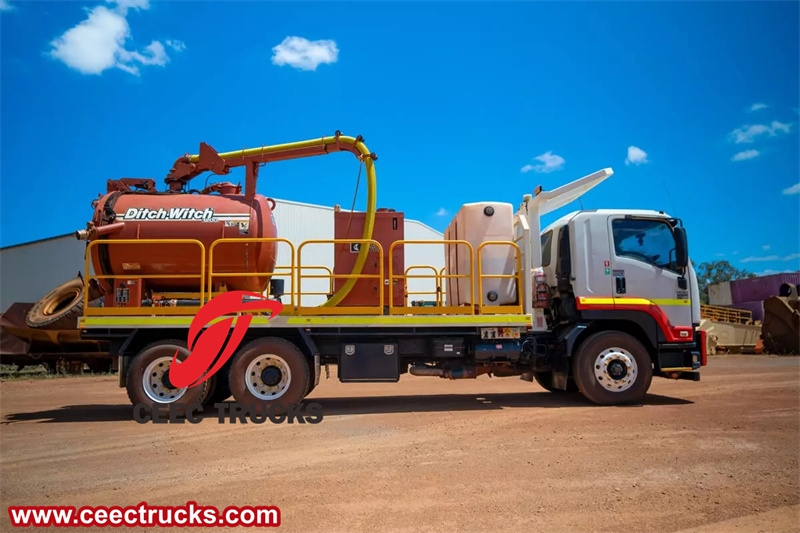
35 131 705 412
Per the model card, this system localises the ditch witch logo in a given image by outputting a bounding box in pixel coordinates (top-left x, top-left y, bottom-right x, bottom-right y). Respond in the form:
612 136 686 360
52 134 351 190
121 207 218 222
133 291 323 424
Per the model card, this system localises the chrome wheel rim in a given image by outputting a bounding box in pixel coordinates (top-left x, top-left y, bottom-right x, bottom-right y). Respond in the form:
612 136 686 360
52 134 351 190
246 354 292 401
593 347 638 393
143 356 187 403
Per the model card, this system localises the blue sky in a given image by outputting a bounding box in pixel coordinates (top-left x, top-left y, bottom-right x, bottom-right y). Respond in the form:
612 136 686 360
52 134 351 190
1 0 798 276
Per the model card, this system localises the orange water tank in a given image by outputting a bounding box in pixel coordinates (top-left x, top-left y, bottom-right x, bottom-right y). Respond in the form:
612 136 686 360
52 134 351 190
86 187 278 294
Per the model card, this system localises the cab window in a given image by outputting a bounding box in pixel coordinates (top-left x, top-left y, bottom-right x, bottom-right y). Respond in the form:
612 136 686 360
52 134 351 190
541 230 553 267
611 218 678 271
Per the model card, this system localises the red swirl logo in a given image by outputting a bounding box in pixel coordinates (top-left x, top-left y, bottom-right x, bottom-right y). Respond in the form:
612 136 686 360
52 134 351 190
168 291 284 389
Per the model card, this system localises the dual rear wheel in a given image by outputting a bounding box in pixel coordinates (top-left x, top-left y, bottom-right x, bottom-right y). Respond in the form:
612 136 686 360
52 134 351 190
126 337 313 416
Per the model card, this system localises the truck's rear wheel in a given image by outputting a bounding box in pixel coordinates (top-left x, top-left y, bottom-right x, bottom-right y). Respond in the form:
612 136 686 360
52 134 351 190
572 331 653 406
200 372 232 406
305 379 317 397
126 339 207 416
228 337 310 414
533 371 579 393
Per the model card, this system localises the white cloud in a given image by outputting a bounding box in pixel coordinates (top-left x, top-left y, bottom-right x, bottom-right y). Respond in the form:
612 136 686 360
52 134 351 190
166 39 186 52
271 36 338 71
741 253 800 263
624 146 649 166
48 0 183 76
520 151 565 174
749 103 769 112
728 121 793 143
783 182 800 195
0 0 15 12
435 207 448 217
731 149 760 162
763 245 771 251
771 121 792 134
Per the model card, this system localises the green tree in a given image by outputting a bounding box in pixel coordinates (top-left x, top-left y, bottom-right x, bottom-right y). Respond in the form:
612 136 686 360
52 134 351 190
696 260 757 304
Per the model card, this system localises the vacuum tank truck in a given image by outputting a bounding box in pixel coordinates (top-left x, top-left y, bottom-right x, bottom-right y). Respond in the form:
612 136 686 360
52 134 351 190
63 131 705 411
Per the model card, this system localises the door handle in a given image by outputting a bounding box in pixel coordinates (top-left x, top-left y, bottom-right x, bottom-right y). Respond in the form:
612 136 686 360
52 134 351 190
615 276 626 294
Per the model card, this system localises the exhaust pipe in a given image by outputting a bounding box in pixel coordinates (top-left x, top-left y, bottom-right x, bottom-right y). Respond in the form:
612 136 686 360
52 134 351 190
409 365 494 380
410 364 527 380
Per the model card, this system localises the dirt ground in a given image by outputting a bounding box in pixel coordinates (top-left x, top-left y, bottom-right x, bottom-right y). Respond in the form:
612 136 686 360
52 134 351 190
1 354 798 533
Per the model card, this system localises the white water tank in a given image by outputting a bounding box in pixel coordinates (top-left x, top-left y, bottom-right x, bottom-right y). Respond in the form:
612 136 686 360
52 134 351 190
444 202 518 307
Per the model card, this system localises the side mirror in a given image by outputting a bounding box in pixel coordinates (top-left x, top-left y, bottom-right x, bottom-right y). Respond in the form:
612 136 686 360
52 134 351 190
674 227 689 269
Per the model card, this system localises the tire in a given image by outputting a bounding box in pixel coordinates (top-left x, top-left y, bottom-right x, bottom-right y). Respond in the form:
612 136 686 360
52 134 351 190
533 371 579 393
125 339 208 416
26 277 85 329
572 331 653 406
200 372 232 406
305 378 317 397
228 337 310 414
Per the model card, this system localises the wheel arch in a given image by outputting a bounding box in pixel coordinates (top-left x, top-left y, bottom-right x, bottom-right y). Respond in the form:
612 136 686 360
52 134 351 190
572 313 659 365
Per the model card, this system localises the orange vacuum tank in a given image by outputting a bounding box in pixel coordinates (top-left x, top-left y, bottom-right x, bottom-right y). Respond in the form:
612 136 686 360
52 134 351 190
87 188 278 294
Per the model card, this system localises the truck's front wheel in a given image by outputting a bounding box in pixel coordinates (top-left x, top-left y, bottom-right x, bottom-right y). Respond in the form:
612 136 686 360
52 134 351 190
228 337 310 414
572 331 653 406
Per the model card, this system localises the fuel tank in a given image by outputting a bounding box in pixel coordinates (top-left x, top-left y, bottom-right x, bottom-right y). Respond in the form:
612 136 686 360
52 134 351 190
86 188 278 294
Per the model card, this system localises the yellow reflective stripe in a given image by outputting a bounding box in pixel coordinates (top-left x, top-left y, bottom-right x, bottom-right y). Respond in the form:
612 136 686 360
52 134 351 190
578 297 617 305
579 297 690 307
651 299 691 307
579 297 651 306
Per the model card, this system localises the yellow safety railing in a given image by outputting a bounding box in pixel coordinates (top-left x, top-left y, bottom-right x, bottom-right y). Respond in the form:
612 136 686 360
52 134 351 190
208 237 296 315
83 239 206 316
388 240 475 315
297 240 384 315
403 265 442 306
439 266 447 303
81 237 531 318
277 265 334 301
701 304 754 325
477 241 523 315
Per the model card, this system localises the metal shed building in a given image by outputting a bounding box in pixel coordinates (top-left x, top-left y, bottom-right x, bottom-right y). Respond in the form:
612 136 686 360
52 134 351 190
0 199 445 311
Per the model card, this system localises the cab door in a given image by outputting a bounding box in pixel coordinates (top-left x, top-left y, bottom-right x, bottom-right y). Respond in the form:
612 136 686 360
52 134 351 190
606 215 693 330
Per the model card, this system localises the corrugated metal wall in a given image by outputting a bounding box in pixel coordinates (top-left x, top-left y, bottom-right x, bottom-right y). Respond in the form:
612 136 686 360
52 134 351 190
0 200 445 311
403 220 446 305
271 200 445 306
0 235 89 311
729 272 800 304
272 199 336 307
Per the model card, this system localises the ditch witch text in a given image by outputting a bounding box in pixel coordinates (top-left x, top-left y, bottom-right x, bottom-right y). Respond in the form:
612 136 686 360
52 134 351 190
121 207 218 222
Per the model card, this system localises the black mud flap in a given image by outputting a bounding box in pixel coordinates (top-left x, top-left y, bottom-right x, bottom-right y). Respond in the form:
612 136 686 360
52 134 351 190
551 354 570 390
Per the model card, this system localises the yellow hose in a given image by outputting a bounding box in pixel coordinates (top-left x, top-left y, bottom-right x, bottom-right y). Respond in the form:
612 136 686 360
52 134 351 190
186 134 377 308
